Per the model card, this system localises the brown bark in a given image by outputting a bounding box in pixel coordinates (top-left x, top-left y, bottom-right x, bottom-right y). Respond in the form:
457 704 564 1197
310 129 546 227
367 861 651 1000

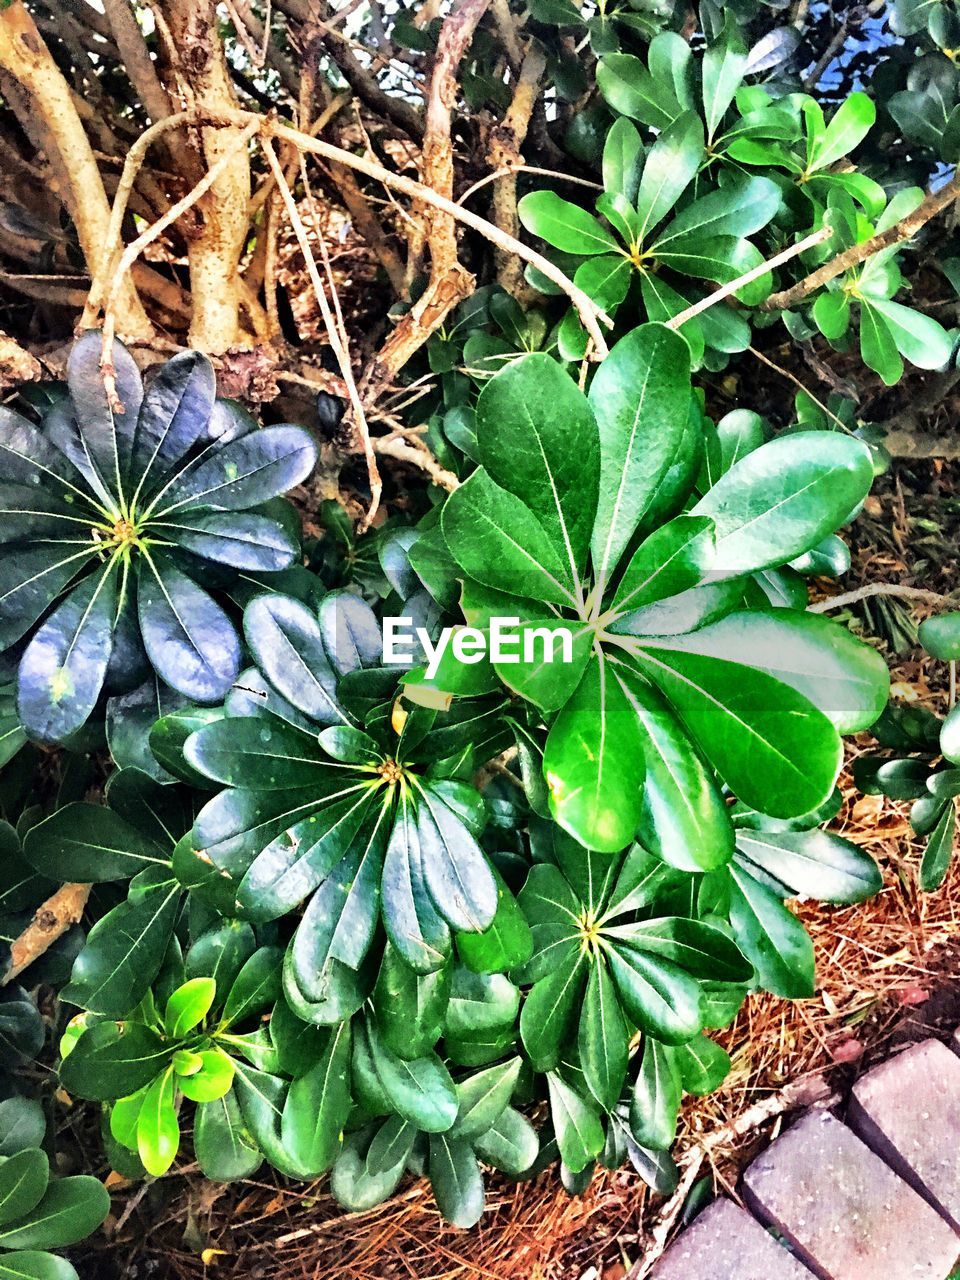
166 0 253 351
0 1 151 338
360 0 493 406
2 883 91 986
488 43 546 297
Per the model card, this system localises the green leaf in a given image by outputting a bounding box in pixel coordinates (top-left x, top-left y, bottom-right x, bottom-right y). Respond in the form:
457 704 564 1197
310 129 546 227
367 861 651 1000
494 619 592 713
21 803 165 883
859 300 903 386
597 54 683 130
445 970 519 1039
330 1129 406 1213
136 1069 179 1176
589 324 693 585
177 1048 235 1102
605 944 703 1043
0 1250 80 1279
813 290 850 340
691 431 874 575
164 977 215 1038
629 1037 681 1149
543 655 646 853
612 669 733 873
612 917 753 983
59 1020 172 1103
441 469 577 605
0 1100 45 1158
476 354 600 578
382 790 451 974
280 1021 352 1176
416 787 498 933
919 611 960 660
0 1177 109 1251
609 516 715 617
128 349 214 492
451 1057 521 1138
520 948 587 1070
456 870 533 974
514 863 581 984
920 801 956 892
194 1088 263 1181
137 553 239 702
365 1019 458 1133
221 947 283 1026
579 958 628 1110
546 1073 604 1173
808 92 875 171
860 296 953 372
365 1115 416 1177
943 703 960 765
728 863 815 998
602 117 644 203
701 36 747 139
374 946 450 1058
735 829 882 903
517 192 620 255
674 1034 731 1095
643 609 890 735
428 1135 485 1228
66 331 143 497
242 594 344 726
185 716 329 791
0 1150 48 1227
473 1106 539 1175
16 561 117 744
631 644 842 818
61 868 180 1017
634 113 704 245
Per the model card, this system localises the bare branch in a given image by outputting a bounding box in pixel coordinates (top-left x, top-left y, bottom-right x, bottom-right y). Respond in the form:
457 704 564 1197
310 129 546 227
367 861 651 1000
807 583 958 614
762 173 960 312
2 883 91 987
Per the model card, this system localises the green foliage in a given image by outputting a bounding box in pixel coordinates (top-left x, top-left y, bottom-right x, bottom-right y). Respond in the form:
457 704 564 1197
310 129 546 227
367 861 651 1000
857 614 960 891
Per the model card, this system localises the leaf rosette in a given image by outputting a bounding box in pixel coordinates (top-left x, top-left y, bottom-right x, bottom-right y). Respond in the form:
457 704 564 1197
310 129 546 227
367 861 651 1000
0 334 317 743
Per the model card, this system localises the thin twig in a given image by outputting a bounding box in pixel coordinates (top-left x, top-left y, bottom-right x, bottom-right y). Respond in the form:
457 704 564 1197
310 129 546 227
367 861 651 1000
373 436 460 492
807 583 958 614
262 139 382 529
748 344 853 433
666 226 832 330
762 172 960 311
2 883 91 986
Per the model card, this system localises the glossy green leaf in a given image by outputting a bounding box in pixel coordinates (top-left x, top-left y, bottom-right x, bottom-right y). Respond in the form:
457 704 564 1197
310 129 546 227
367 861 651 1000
374 945 450 1058
702 36 748 139
520 948 587 1070
579 958 628 1110
194 1088 263 1181
136 1069 179 1176
630 1036 682 1149
920 801 956 892
634 113 704 243
612 664 734 872
451 1057 521 1138
428 1135 485 1228
543 656 645 853
365 1019 458 1133
442 469 577 606
547 1073 604 1173
0 1250 80 1279
691 432 873 575
734 829 881 903
62 868 180 1017
164 977 215 1038
808 92 875 171
728 863 815 997
21 803 166 883
517 192 621 255
674 1034 731 1095
153 425 316 516
280 1021 352 1176
476 353 600 576
590 324 693 585
0 1177 110 1251
59 1021 172 1102
0 1150 48 1227
605 944 703 1043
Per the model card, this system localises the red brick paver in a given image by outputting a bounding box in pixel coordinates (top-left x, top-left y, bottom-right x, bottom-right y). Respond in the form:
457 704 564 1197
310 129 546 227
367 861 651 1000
848 1039 960 1231
742 1108 959 1280
652 1197 813 1279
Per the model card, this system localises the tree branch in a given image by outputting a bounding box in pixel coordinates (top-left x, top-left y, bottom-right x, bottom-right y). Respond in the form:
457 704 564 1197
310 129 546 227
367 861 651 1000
2 883 91 986
807 583 958 614
761 173 960 312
